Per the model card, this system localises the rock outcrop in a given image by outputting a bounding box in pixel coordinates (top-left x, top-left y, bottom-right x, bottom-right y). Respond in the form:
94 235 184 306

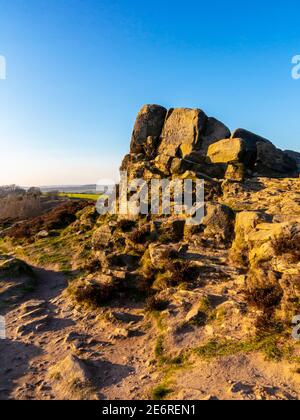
1 104 300 402
123 105 299 181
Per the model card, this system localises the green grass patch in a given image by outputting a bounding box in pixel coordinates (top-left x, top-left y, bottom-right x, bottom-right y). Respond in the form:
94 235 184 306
152 384 172 400
59 193 101 201
195 334 292 362
155 335 165 359
17 231 77 271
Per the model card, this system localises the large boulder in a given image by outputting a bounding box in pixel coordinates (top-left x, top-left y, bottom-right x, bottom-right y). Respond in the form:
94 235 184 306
231 128 271 149
130 105 167 155
232 128 298 177
255 142 298 178
200 117 231 155
202 202 235 245
158 109 231 161
158 108 207 158
231 128 269 169
230 211 271 267
207 138 246 164
284 150 300 172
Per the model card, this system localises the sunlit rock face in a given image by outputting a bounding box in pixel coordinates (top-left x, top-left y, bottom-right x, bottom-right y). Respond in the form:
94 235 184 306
124 104 299 181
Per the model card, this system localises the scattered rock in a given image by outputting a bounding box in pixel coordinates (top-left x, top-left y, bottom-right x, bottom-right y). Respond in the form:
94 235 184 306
16 314 50 336
110 312 143 324
48 354 98 400
35 230 49 239
110 327 130 340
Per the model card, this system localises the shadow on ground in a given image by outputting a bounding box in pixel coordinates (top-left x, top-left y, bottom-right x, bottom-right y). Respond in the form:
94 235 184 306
0 339 42 400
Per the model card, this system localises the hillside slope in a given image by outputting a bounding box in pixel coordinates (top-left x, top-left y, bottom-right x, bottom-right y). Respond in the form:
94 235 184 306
0 106 299 400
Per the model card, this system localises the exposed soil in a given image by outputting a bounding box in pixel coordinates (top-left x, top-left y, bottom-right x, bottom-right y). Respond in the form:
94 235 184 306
0 251 299 401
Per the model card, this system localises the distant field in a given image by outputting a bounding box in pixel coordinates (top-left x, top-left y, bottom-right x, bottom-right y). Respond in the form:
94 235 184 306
58 193 101 201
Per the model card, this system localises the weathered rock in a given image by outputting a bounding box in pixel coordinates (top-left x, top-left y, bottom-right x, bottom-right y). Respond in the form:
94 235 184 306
232 128 298 177
16 314 50 336
86 273 115 288
35 230 49 239
202 203 235 245
126 106 299 183
231 128 268 169
48 354 98 400
158 108 207 158
255 141 298 177
110 312 143 324
169 156 226 179
105 252 140 270
130 105 167 155
19 300 46 316
153 154 173 175
284 150 300 172
278 273 300 320
230 211 272 267
225 162 246 182
110 327 130 339
92 224 114 250
148 243 177 267
207 138 246 164
232 128 271 149
200 117 231 155
185 305 207 325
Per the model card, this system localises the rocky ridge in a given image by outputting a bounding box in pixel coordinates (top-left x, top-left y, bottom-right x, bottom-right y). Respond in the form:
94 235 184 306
122 105 299 182
0 105 299 400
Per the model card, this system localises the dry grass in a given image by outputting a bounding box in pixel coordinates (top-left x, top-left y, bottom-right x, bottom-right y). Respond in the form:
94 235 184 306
128 225 151 244
68 281 115 308
244 285 283 311
272 231 300 263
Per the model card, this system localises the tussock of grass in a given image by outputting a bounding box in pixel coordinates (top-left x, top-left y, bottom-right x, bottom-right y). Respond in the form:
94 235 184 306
68 279 116 309
155 336 165 359
145 295 169 312
152 384 172 400
272 232 300 263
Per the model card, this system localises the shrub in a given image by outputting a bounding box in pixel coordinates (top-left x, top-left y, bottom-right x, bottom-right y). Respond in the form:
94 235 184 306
160 247 180 261
255 312 284 334
83 259 102 274
7 201 92 239
166 259 198 286
145 295 169 312
129 225 151 244
152 384 172 400
155 335 165 358
117 219 136 233
69 281 114 308
244 285 283 311
157 232 177 244
244 267 283 314
272 231 300 263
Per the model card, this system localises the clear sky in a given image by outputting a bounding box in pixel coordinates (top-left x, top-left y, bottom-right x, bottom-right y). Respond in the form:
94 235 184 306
0 0 300 186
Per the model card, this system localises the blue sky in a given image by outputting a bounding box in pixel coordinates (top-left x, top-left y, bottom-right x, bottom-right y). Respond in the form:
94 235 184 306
0 0 300 186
